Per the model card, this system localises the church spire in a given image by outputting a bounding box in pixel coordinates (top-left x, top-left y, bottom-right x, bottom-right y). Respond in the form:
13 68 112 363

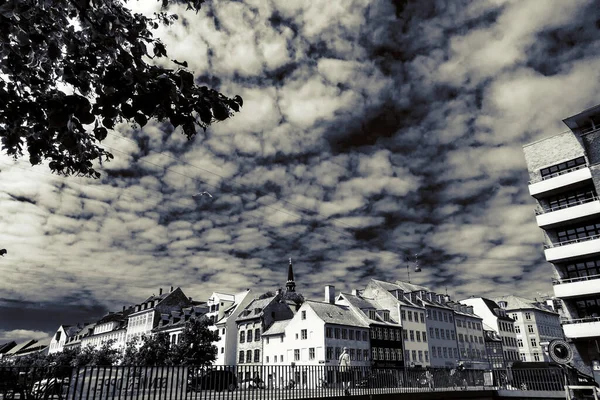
286 258 296 292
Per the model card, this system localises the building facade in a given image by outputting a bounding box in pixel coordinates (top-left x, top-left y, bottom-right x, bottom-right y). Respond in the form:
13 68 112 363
492 295 564 362
523 106 600 375
447 301 488 369
459 298 519 366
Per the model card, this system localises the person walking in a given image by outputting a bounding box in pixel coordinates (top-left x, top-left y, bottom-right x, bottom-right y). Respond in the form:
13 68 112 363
339 347 352 396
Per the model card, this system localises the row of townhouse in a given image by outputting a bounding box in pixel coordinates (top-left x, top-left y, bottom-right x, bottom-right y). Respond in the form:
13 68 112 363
17 261 562 373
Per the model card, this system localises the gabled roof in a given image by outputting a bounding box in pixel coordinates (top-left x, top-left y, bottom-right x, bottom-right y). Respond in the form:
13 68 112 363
369 279 425 308
5 340 37 355
491 295 558 315
0 341 16 354
236 296 277 322
338 293 399 326
305 300 369 328
481 298 514 321
262 320 291 336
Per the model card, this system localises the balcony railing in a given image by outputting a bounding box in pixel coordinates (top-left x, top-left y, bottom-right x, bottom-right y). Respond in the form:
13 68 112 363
561 316 600 325
528 164 588 184
552 273 600 285
535 194 598 215
580 125 600 135
544 233 600 248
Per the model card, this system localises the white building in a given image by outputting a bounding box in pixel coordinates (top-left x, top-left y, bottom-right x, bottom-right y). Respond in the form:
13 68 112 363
206 289 254 365
81 309 130 351
460 298 519 365
492 295 564 362
48 325 80 354
523 107 600 376
262 289 370 388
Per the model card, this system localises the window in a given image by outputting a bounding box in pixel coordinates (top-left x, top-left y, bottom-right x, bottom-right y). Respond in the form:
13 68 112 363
255 328 261 341
556 221 600 244
369 310 377 319
349 330 354 340
246 350 252 362
412 350 417 361
301 311 306 320
342 329 348 339
240 331 245 343
280 355 284 362
334 328 340 339
239 351 245 363
435 328 440 339
528 325 534 333
451 331 455 340
335 347 341 359
364 349 369 361
416 331 421 341
467 321 472 329
425 351 429 362
420 313 425 323
469 335 473 343
443 348 448 358
405 350 410 361
459 334 464 342
403 330 408 340
512 313 518 320
376 328 382 339
525 312 531 320
517 339 523 347
444 313 448 322
326 327 333 338
564 257 600 279
294 349 300 361
309 348 315 360
423 331 427 341
457 319 462 327
266 356 270 363
429 327 434 337
433 310 438 320
301 329 307 340
408 311 413 322
372 348 378 360
247 330 253 342
574 297 600 319
383 328 388 340
221 347 224 353
350 349 356 360
418 350 423 361
401 310 406 320
441 329 446 340
515 325 521 334
534 353 540 361
326 347 333 360
453 348 458 358
449 314 453 322
254 349 260 362
363 332 368 341
531 338 537 347
540 156 586 178
410 330 415 341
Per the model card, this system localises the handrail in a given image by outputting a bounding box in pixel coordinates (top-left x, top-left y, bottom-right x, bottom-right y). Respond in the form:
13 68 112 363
561 316 600 324
552 273 600 285
528 164 588 184
544 233 600 248
535 195 598 215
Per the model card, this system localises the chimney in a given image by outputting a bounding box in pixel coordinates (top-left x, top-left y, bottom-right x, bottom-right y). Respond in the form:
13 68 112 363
467 306 474 315
444 295 451 303
325 285 335 304
170 286 174 292
460 305 468 313
159 288 163 295
189 297 193 302
276 288 281 296
352 289 360 297
122 306 125 312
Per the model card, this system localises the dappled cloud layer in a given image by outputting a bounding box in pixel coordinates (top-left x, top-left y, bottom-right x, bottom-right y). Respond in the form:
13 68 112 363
2 0 600 336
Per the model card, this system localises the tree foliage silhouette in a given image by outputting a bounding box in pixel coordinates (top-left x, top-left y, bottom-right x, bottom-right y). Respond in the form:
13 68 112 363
0 0 242 178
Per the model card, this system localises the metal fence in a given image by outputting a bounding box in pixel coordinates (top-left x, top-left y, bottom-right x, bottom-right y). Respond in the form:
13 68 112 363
0 365 569 400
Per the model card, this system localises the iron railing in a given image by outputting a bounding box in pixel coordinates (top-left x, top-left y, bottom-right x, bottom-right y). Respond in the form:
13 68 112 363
0 365 570 400
528 164 589 184
561 316 600 325
544 233 600 248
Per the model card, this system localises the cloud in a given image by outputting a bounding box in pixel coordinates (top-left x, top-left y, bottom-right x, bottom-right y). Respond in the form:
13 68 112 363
2 0 600 336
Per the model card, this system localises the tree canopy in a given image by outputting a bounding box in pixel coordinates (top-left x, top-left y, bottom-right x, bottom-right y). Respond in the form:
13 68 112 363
0 0 242 178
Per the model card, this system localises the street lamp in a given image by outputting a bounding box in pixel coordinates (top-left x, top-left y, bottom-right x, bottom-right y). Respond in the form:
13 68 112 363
406 254 421 283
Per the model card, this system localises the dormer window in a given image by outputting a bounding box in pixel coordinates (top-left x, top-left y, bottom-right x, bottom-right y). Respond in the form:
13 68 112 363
381 311 390 322
498 301 507 309
368 310 376 319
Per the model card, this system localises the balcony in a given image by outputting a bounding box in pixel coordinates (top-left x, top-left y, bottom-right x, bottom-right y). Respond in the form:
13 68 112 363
544 234 600 262
535 197 600 228
529 165 592 198
561 316 600 339
552 274 600 298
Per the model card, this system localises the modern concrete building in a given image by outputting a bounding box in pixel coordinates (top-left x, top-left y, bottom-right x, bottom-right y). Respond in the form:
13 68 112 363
523 105 600 374
492 295 564 362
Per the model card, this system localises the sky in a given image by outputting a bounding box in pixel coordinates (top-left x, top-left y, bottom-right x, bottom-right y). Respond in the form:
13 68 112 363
2 0 600 344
